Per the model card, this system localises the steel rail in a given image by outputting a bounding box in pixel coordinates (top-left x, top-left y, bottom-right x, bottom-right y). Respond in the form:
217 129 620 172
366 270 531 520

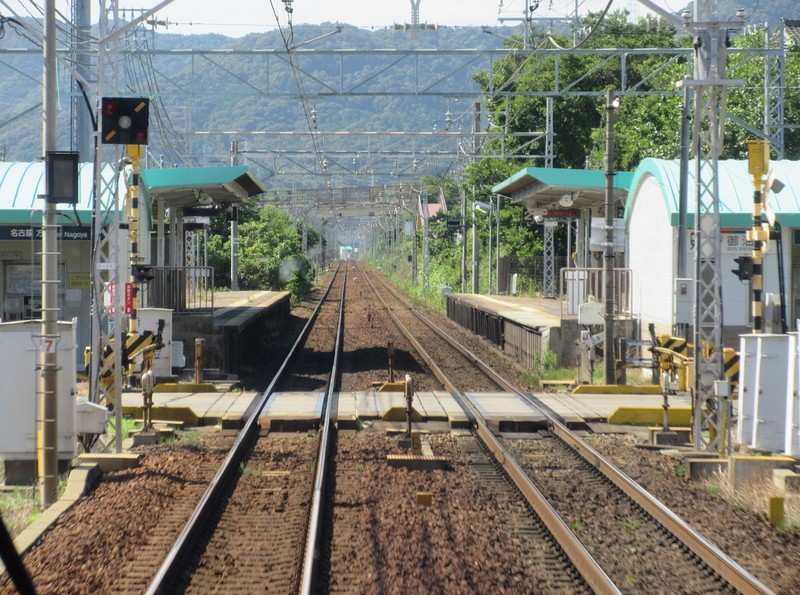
361 265 619 595
144 261 344 595
300 262 347 594
375 272 774 595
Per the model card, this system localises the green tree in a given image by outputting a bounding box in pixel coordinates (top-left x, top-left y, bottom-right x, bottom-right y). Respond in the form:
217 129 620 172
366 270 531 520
207 202 315 300
475 11 688 170
237 206 310 291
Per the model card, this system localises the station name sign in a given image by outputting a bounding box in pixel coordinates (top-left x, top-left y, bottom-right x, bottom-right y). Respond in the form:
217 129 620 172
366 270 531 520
545 208 579 218
0 225 91 241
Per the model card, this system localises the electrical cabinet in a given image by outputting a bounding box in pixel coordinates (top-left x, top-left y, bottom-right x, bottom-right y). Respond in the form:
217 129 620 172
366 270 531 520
0 320 76 470
137 308 172 378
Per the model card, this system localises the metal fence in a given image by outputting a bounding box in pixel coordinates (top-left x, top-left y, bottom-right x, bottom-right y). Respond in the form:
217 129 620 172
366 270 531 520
446 297 503 347
559 267 632 318
146 266 214 312
498 255 569 295
503 321 543 371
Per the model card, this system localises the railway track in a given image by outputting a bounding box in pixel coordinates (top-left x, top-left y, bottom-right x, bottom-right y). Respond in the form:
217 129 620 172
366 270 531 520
0 260 780 593
146 262 347 593
359 261 774 594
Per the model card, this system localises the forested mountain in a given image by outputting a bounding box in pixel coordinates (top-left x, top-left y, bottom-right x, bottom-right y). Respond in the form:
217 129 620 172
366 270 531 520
0 0 796 188
709 0 796 26
0 21 511 173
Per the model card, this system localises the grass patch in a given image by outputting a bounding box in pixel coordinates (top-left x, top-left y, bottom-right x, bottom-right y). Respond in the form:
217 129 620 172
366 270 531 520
175 430 207 452
522 350 563 386
520 351 612 387
0 461 70 539
105 415 142 440
702 471 800 530
622 519 641 534
0 486 38 539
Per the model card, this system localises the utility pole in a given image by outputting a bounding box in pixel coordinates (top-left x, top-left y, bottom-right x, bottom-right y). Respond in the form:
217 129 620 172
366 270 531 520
230 140 240 290
495 194 501 293
460 189 467 292
603 88 618 385
471 201 479 294
422 188 429 294
39 0 58 508
676 85 692 339
71 0 93 160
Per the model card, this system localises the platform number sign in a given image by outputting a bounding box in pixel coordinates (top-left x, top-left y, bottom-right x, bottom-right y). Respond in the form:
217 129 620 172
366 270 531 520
101 97 149 145
34 335 59 353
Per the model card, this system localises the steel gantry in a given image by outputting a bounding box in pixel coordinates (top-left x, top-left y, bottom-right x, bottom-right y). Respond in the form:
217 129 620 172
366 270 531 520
0 21 792 181
90 1 177 453
684 3 743 454
640 0 744 453
542 220 557 298
764 21 786 159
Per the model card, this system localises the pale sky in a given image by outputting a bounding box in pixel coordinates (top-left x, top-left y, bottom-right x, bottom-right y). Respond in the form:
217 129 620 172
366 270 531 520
1 0 666 37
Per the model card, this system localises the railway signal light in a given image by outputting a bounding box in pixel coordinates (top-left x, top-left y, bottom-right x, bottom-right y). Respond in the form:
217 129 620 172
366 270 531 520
732 256 753 281
132 264 156 283
101 97 149 145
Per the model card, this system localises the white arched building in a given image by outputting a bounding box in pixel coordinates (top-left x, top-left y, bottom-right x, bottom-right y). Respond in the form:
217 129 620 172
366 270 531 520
625 158 800 342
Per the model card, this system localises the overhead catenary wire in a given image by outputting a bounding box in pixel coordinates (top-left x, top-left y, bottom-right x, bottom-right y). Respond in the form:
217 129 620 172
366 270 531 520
269 0 348 229
433 0 616 180
124 31 197 167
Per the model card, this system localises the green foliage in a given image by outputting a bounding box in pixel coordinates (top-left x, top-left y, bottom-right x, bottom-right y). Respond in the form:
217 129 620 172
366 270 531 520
521 350 563 386
0 484 38 538
206 203 316 302
177 430 207 452
476 10 690 171
0 463 68 538
112 415 141 439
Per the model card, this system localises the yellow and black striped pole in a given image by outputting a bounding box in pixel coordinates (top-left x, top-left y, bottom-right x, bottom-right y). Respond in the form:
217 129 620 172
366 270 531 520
127 145 142 334
746 140 770 333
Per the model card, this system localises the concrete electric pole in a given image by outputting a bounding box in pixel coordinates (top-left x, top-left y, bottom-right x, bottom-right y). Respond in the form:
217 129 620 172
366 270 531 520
39 0 59 509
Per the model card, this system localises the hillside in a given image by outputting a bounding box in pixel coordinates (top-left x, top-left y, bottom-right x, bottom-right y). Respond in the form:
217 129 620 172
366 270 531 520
0 0 796 189
0 21 512 186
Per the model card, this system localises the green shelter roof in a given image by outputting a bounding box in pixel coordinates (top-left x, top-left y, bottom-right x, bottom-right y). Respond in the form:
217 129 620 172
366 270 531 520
140 165 265 208
492 167 633 210
0 161 118 224
626 158 800 227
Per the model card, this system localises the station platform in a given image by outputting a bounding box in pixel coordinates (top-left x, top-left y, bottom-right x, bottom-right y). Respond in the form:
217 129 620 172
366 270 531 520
447 293 564 327
210 290 289 324
175 290 290 376
445 292 640 374
445 293 569 371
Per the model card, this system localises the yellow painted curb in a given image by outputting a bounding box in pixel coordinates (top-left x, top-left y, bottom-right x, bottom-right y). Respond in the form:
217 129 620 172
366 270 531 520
730 454 796 463
572 384 662 395
608 406 692 426
154 382 218 393
382 406 423 422
122 405 199 426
